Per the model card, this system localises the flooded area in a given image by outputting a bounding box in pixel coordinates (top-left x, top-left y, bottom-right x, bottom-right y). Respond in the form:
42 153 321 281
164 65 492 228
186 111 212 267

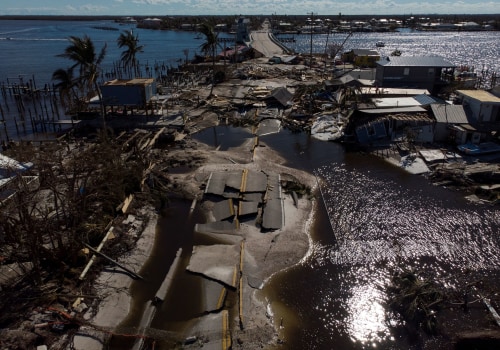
109 198 206 349
108 125 500 349
260 130 500 349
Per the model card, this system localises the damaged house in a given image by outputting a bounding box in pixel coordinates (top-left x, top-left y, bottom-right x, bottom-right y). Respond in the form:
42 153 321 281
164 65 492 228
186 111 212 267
455 89 500 126
429 90 500 147
342 49 380 68
346 106 435 144
98 78 157 115
430 103 475 144
375 56 456 94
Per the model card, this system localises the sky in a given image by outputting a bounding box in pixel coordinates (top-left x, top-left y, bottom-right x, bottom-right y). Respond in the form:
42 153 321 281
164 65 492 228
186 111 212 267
1 0 499 16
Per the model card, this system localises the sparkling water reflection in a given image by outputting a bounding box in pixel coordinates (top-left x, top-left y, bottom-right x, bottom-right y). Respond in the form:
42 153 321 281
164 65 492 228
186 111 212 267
315 164 500 272
290 30 500 74
266 157 500 349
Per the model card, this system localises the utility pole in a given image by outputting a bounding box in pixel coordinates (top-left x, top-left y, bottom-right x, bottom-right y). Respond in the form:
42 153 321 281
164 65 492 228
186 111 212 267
309 12 314 68
308 12 316 69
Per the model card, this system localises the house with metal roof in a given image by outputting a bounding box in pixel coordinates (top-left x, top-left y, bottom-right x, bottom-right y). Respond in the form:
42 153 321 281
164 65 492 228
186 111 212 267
342 49 380 68
455 90 500 124
430 104 474 144
375 56 456 94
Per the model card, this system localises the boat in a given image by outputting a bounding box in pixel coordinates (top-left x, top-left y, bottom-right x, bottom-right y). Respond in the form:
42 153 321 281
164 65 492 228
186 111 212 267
376 41 385 47
92 26 119 31
454 68 477 88
457 142 500 155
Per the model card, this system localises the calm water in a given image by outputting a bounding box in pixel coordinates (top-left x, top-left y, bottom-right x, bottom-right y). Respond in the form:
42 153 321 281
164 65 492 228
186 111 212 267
0 19 205 86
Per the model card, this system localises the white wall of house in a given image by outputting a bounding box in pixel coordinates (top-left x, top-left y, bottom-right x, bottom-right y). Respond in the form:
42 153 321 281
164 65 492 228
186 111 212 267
460 95 500 123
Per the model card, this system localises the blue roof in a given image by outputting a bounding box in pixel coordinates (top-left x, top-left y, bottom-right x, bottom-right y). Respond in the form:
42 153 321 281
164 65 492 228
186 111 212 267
377 56 455 68
413 94 438 105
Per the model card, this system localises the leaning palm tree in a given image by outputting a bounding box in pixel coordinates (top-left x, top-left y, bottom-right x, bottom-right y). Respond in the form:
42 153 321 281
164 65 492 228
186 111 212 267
117 30 144 78
198 22 220 97
57 35 107 129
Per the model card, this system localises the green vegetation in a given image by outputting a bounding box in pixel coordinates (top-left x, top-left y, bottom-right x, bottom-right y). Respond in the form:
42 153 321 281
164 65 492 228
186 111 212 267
55 35 108 128
198 21 222 97
117 29 144 78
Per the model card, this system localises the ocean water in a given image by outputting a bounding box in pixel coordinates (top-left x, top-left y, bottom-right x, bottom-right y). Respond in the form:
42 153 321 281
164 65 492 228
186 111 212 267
0 19 205 86
1 20 498 88
290 29 500 75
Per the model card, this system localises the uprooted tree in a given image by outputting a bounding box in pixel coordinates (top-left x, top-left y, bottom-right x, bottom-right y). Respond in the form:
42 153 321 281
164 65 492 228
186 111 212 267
386 268 445 336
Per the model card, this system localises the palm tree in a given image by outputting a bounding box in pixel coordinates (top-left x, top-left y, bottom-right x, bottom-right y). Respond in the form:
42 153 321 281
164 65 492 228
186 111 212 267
57 35 107 128
117 30 144 78
52 67 79 112
198 22 220 97
387 269 444 335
